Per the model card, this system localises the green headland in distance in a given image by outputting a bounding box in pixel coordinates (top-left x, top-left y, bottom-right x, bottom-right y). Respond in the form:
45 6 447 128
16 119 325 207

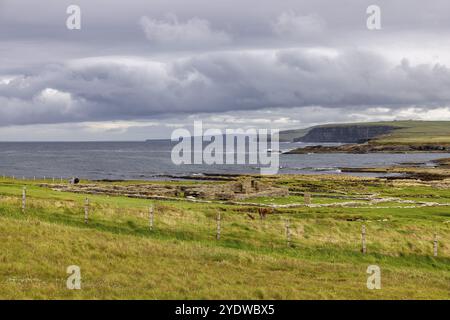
281 121 450 153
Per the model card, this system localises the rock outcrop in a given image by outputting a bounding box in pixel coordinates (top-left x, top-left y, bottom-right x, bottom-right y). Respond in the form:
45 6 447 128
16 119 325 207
285 143 450 154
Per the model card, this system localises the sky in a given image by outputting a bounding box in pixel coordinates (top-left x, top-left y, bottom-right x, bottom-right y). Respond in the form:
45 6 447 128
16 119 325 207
1 0 450 141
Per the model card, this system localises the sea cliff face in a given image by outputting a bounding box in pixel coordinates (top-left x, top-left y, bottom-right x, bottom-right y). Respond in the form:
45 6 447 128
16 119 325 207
295 125 396 143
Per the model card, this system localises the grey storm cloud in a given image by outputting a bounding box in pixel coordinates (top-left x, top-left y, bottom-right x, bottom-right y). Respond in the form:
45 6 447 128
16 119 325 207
139 14 232 49
2 0 450 133
1 49 450 126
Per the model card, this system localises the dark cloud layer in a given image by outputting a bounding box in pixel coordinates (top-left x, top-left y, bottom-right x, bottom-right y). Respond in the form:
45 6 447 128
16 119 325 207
1 50 450 126
1 0 450 139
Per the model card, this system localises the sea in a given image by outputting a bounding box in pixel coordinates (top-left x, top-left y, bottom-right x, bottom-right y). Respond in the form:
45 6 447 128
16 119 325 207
0 141 448 181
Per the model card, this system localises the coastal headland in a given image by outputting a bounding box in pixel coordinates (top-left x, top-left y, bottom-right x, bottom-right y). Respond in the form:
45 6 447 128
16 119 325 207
282 120 450 154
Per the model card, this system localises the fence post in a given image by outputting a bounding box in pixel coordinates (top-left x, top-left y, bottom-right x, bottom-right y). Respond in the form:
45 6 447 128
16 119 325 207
149 205 154 230
361 225 367 254
84 198 89 224
304 193 311 205
22 187 26 213
433 233 438 257
216 212 221 240
285 218 291 247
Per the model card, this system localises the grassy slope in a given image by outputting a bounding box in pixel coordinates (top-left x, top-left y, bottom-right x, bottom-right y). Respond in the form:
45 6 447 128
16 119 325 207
280 121 450 144
373 121 450 144
0 176 449 299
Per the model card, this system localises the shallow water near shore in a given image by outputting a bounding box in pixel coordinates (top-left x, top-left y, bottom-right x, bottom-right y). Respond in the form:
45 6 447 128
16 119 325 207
0 141 449 180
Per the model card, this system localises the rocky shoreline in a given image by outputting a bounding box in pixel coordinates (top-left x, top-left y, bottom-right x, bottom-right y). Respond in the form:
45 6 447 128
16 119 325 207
285 143 450 154
338 157 450 181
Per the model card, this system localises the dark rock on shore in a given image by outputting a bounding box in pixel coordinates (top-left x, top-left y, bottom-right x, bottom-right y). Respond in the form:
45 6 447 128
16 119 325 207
285 143 450 154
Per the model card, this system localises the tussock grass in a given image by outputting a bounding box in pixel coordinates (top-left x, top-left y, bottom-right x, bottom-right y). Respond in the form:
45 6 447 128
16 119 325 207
0 176 449 299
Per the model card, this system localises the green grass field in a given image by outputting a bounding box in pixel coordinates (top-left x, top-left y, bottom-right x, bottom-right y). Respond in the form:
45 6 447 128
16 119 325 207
0 175 449 299
371 121 450 144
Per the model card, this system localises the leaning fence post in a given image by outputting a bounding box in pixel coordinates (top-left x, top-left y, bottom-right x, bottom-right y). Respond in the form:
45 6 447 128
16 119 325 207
22 187 26 212
216 212 221 240
361 225 367 254
433 233 438 257
84 198 89 224
285 218 291 247
149 205 154 230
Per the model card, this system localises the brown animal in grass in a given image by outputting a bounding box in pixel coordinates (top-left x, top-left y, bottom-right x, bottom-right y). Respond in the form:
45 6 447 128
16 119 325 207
258 207 273 220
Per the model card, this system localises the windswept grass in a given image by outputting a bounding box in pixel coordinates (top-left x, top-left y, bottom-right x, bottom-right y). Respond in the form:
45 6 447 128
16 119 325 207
0 175 449 299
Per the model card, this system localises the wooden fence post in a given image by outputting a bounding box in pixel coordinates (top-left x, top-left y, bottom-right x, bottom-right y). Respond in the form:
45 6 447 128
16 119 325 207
149 205 154 230
285 218 291 247
304 193 311 205
22 187 26 213
216 212 221 240
84 198 89 224
433 233 438 257
361 225 367 254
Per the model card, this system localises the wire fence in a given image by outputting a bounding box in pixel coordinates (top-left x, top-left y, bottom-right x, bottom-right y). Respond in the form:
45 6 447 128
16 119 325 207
0 190 448 259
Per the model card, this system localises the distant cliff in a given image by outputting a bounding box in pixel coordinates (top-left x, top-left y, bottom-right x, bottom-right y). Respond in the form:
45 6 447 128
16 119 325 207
294 125 396 143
